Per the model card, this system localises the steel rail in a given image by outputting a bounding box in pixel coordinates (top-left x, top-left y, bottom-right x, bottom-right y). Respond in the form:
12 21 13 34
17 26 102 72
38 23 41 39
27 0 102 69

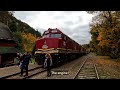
93 63 100 79
0 66 42 79
22 69 47 79
73 57 88 79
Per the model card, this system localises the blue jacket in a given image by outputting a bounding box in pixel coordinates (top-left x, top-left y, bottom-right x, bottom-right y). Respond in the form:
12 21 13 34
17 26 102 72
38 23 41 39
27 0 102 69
22 55 31 66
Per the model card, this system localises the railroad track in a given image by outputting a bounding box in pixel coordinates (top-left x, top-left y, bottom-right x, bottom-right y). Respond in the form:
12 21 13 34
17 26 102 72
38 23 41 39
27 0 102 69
0 66 44 79
73 56 100 79
22 69 47 79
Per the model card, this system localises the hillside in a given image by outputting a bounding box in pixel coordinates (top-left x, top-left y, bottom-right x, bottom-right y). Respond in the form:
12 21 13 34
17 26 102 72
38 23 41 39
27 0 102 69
0 11 41 53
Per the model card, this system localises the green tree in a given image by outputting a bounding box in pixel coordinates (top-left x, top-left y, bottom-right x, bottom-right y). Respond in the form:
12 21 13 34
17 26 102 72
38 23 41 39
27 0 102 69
13 31 24 52
9 20 17 32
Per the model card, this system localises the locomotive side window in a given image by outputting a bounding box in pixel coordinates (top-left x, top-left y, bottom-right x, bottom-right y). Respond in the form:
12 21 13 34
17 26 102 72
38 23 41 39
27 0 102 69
51 34 61 38
64 36 66 40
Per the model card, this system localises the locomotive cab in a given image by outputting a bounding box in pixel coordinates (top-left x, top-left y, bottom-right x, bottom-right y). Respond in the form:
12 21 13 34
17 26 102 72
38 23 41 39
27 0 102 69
42 28 62 38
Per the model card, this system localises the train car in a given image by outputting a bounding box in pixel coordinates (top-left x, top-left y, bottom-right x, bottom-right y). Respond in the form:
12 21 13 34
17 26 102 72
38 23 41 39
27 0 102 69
34 28 86 66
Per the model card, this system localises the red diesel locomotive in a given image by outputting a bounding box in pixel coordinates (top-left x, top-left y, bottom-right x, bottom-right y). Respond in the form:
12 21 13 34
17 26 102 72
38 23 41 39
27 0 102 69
34 28 86 66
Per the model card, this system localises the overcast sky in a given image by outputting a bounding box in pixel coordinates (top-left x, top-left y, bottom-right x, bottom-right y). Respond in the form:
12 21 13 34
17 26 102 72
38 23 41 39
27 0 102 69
14 11 93 45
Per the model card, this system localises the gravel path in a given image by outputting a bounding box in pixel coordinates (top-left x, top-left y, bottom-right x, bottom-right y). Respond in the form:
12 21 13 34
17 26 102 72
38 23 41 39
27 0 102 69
2 53 119 79
30 53 120 79
30 54 91 79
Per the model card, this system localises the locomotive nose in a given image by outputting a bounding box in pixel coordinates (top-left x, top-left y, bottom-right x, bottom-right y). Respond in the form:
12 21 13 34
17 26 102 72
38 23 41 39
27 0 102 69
36 37 59 51
42 41 48 49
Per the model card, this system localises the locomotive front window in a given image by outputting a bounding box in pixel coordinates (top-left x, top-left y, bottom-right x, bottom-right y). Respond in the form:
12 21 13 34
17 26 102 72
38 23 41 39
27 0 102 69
51 34 61 38
42 34 50 38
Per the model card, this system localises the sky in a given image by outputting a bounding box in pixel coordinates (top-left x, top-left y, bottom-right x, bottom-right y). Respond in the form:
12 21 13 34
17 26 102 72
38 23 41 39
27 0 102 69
14 11 94 45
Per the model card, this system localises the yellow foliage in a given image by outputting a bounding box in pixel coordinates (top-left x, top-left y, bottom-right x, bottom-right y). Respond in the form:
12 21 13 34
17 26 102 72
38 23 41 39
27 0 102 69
97 32 104 41
21 32 37 52
98 40 110 47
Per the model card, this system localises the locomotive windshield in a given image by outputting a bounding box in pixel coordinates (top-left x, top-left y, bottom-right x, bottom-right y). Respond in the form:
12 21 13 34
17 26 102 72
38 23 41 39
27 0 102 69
42 34 49 38
51 34 61 38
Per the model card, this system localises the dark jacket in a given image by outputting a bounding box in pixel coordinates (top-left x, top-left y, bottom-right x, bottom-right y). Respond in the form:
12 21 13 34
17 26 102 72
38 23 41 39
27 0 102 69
22 55 31 66
20 54 31 70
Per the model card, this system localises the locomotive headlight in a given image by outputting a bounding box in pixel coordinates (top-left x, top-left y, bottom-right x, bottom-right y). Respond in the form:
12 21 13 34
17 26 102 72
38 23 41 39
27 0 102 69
42 44 48 49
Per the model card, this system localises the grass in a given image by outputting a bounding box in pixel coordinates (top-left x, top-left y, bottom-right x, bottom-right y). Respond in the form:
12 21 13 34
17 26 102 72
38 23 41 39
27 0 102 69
29 58 35 64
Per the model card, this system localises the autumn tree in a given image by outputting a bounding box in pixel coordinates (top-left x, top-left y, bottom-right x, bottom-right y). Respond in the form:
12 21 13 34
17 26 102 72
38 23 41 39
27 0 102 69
88 11 120 58
21 32 37 52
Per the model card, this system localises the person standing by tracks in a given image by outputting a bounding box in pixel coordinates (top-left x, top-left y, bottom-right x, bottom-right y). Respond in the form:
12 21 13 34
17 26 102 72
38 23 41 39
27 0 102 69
14 53 20 67
20 52 31 77
44 53 53 77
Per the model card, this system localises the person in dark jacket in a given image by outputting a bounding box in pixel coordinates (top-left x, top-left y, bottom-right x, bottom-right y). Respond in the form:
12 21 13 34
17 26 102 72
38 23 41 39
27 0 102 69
44 53 53 77
20 52 31 77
